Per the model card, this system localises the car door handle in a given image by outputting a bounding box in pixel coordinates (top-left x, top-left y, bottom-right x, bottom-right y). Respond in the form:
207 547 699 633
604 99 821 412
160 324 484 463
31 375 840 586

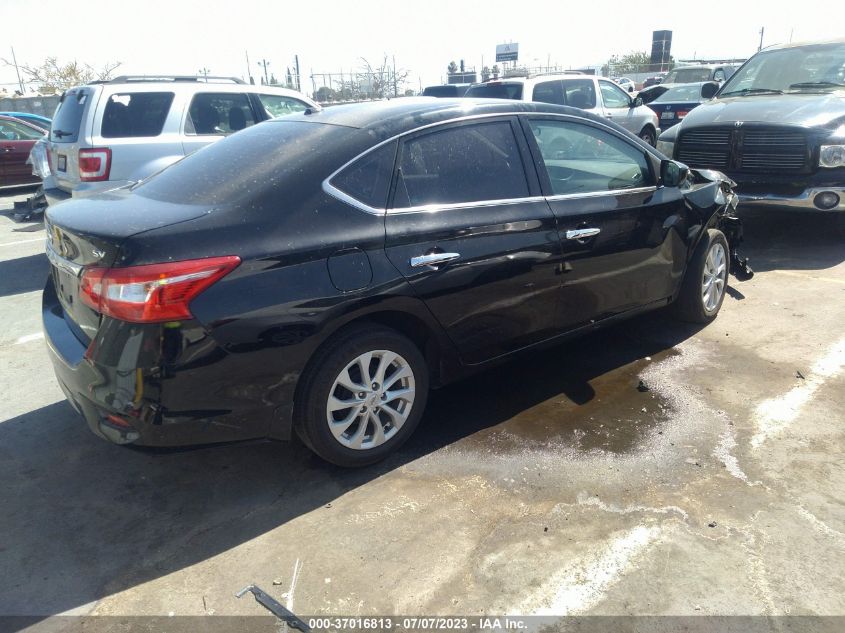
410 252 460 268
565 228 601 240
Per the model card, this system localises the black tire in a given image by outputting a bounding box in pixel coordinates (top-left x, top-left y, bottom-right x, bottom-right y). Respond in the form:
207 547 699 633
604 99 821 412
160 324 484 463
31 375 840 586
673 229 730 323
639 126 657 147
294 324 429 467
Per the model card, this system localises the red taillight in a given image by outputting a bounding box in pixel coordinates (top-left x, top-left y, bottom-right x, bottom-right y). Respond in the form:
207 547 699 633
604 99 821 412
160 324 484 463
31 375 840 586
80 256 241 323
78 147 112 181
677 111 690 119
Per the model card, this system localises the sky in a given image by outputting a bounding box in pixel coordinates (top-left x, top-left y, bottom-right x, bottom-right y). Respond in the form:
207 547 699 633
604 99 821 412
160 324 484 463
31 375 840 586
2 0 845 96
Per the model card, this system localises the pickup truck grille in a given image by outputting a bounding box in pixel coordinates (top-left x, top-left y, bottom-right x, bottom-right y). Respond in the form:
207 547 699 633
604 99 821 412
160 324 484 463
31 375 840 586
677 126 810 174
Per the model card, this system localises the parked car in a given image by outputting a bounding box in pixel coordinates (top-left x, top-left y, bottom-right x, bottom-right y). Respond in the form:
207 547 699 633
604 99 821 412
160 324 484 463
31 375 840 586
464 74 661 145
43 75 317 206
648 82 719 129
422 84 472 97
44 99 744 467
0 111 52 130
657 38 845 212
639 64 739 104
0 114 47 188
612 77 636 93
643 75 665 88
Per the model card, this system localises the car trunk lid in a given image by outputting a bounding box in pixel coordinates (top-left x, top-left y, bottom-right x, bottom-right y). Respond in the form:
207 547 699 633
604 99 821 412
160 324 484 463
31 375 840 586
47 86 97 193
44 191 211 344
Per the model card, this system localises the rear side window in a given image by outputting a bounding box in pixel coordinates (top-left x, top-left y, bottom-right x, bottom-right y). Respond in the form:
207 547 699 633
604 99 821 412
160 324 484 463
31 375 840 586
532 81 564 105
331 142 396 210
186 93 256 135
258 94 308 118
463 83 523 100
101 92 174 138
393 121 529 209
51 88 90 143
562 80 597 109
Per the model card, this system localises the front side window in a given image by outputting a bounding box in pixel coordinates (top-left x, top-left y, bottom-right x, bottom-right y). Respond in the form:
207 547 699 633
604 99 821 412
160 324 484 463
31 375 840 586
528 119 652 195
258 94 308 118
331 142 396 210
186 93 256 135
101 92 174 138
599 81 631 109
393 121 529 209
562 79 597 109
0 119 45 141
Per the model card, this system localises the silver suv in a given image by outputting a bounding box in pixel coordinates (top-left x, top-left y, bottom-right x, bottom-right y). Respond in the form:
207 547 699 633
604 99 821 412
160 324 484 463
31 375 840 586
44 75 316 206
464 74 661 145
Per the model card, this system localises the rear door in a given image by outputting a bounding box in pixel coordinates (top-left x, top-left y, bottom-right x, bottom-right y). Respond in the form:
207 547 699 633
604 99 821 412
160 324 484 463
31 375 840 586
383 118 563 365
522 116 687 330
0 118 42 186
598 79 638 133
47 86 97 193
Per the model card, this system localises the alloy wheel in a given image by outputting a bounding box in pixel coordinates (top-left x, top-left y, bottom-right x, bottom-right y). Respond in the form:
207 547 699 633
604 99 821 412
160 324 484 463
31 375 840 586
702 242 727 313
325 350 416 450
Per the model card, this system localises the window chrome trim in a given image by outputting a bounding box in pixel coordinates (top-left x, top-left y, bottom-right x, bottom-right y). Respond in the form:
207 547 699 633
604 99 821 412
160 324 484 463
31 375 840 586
321 110 658 215
545 185 657 202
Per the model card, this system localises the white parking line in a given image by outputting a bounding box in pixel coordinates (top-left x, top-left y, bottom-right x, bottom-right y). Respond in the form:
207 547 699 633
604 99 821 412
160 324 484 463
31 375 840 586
751 336 845 448
13 332 44 345
513 525 662 616
0 237 45 247
772 270 845 286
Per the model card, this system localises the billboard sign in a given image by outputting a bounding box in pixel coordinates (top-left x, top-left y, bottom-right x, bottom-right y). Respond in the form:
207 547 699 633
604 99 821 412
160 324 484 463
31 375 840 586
496 43 519 62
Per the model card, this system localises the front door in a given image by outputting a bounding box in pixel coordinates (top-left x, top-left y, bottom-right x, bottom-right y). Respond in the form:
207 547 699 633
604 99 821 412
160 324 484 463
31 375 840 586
598 79 638 134
523 116 687 330
384 118 563 365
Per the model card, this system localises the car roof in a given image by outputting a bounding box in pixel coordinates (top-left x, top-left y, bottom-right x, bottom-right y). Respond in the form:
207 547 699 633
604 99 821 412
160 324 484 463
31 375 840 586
63 79 314 102
468 74 595 88
0 113 47 130
274 97 607 140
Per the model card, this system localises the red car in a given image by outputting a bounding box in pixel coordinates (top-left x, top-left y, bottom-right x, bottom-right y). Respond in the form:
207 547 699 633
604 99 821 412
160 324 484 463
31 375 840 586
0 114 47 188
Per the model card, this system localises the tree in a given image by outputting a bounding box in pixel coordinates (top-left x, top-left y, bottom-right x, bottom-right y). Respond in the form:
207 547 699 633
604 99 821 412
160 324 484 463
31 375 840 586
491 64 500 78
314 86 338 102
1 56 121 92
447 61 458 75
358 56 409 99
604 51 652 75
481 66 491 82
269 73 278 85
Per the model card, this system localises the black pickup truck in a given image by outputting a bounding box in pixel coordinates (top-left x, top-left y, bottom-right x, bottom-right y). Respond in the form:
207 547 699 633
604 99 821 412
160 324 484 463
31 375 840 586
656 39 845 212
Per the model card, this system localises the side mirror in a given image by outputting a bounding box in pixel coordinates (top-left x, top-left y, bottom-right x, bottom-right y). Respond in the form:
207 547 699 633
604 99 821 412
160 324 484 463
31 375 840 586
661 159 690 187
701 81 719 99
632 95 643 108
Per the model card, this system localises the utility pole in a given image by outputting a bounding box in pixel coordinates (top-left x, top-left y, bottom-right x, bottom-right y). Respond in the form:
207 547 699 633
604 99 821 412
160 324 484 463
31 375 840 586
392 55 397 97
758 27 765 52
10 47 25 95
294 54 301 92
257 59 270 85
198 67 210 81
245 50 255 84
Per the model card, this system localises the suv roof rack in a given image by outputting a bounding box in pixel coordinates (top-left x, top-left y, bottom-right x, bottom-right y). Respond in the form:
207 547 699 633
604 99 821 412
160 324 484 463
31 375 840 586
104 75 247 85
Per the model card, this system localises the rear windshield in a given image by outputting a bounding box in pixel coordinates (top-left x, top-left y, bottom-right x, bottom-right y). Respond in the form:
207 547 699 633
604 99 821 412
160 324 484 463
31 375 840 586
423 86 461 97
134 120 352 206
51 87 91 143
464 83 523 100
101 92 174 138
653 84 704 102
663 68 712 83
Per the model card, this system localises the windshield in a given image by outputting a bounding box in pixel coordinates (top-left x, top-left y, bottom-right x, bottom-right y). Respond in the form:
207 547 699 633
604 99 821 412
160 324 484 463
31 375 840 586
663 67 712 83
463 83 524 100
720 42 845 96
654 84 704 102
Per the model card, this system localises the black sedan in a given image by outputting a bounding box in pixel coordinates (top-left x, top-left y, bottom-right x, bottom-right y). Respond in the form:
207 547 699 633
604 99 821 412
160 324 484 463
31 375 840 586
43 99 743 467
648 82 719 129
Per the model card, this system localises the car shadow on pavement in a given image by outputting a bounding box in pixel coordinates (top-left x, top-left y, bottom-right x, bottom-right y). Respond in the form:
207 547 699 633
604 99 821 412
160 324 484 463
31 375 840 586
0 253 48 298
739 208 845 272
0 310 702 618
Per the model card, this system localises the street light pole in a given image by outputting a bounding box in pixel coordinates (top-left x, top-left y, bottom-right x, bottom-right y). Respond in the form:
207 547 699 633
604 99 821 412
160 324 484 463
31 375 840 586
198 67 210 81
257 59 270 85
